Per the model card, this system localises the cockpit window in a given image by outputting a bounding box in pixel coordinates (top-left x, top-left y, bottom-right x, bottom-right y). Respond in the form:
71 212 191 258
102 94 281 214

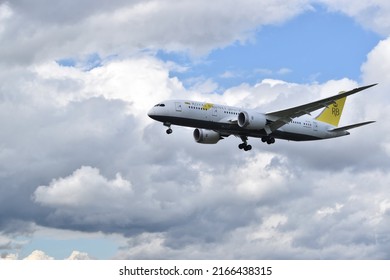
154 103 166 107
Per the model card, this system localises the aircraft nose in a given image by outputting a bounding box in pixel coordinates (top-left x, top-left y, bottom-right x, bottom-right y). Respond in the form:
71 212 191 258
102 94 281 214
148 103 167 121
147 107 155 118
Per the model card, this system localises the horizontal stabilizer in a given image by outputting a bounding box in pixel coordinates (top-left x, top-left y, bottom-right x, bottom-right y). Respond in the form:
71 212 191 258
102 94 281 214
329 121 376 132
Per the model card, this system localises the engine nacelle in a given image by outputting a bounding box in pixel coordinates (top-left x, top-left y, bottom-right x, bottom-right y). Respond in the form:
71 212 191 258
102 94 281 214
193 128 221 144
238 110 267 130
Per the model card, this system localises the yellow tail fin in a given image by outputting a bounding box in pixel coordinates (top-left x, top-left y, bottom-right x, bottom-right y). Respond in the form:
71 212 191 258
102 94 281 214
315 94 346 127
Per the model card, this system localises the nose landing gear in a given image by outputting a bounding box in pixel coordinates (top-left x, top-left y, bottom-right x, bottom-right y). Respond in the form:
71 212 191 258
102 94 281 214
164 122 172 134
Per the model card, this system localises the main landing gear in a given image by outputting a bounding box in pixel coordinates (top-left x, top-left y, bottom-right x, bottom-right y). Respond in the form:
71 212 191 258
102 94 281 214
164 122 172 134
261 136 275 145
238 136 276 151
238 136 252 151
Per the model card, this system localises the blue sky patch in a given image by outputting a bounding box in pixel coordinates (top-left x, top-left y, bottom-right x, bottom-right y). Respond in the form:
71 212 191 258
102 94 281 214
157 6 381 90
56 53 103 71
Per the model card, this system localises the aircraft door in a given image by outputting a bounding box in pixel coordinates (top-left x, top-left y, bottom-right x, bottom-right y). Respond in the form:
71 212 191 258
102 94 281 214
313 121 318 131
175 102 182 112
212 108 218 117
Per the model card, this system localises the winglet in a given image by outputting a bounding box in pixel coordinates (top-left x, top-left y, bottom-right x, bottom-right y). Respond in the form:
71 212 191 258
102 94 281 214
359 83 378 90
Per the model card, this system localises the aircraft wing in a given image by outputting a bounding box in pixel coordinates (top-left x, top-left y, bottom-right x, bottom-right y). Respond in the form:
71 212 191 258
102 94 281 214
264 83 377 133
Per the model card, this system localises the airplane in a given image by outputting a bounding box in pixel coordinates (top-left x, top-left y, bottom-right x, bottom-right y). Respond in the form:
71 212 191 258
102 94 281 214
147 84 377 151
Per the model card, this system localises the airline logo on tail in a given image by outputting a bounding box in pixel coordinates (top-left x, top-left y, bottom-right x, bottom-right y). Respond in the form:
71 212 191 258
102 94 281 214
315 93 346 127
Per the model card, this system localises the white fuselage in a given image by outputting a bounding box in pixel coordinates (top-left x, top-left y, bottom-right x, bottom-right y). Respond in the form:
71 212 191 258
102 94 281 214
148 100 349 142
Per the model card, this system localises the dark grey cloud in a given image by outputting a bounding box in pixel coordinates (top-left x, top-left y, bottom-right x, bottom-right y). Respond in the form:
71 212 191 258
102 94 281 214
8 0 134 24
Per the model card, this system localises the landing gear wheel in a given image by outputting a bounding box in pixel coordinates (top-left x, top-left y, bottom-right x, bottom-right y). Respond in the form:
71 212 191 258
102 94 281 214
238 136 252 151
266 138 275 144
244 145 252 151
163 122 172 134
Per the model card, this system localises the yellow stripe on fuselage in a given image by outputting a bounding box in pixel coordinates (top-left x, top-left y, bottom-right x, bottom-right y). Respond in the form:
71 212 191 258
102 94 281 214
202 103 214 110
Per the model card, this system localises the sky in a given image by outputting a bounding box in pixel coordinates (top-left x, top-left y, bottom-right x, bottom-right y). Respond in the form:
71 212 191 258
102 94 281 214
1 0 390 260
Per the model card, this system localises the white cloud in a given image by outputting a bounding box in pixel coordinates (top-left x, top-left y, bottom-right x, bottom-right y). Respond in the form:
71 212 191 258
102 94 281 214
30 56 182 115
1 249 93 260
247 214 289 241
208 153 292 201
188 78 220 94
0 3 12 17
33 166 143 227
34 166 133 209
362 38 390 88
0 253 18 260
317 203 344 219
66 251 93 260
17 249 92 260
254 68 292 76
0 0 311 65
220 71 237 79
320 0 390 36
379 200 390 215
277 68 292 75
24 250 54 260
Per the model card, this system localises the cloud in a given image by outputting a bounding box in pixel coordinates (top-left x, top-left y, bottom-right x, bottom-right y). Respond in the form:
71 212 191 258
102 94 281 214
0 0 311 65
24 250 54 260
0 236 13 251
113 169 390 259
34 166 133 210
1 48 389 260
254 68 292 76
320 0 390 36
362 38 390 88
1 253 18 260
66 251 94 260
17 250 92 260
1 1 390 260
2 52 389 259
277 68 292 75
0 249 94 260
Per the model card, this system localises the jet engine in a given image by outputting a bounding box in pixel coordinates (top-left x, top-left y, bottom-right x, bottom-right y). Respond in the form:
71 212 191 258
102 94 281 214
193 128 221 144
238 110 267 130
